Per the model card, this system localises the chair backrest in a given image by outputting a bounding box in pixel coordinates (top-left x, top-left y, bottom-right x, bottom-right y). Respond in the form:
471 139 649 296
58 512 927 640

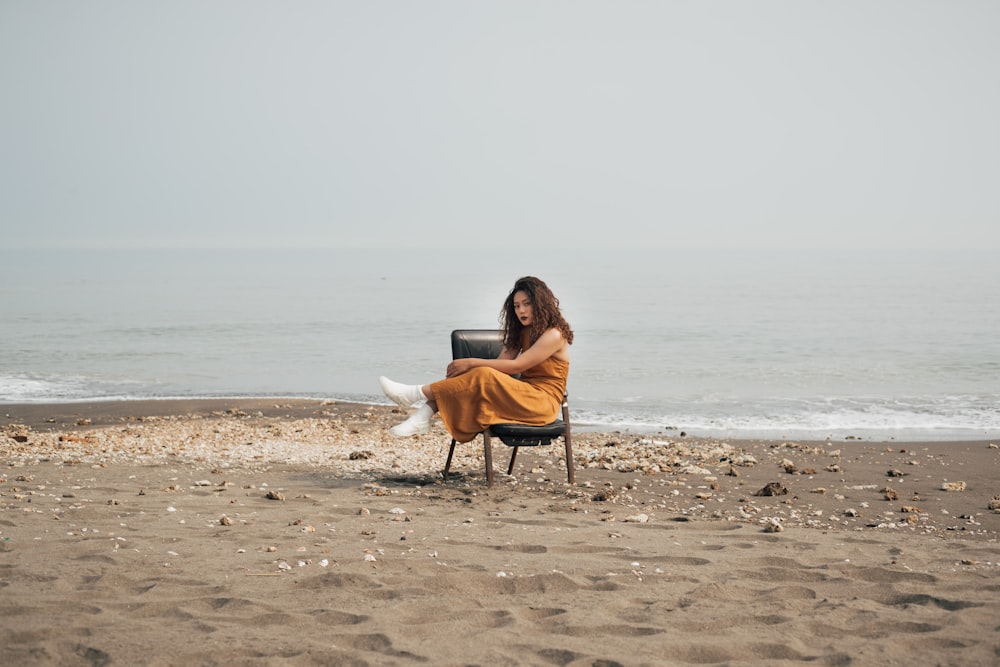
451 329 503 361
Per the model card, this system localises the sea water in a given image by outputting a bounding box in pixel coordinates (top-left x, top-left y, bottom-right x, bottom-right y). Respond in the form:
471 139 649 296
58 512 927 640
2 247 998 441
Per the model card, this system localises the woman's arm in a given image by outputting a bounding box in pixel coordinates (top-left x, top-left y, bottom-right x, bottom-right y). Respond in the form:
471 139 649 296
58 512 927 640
446 328 564 378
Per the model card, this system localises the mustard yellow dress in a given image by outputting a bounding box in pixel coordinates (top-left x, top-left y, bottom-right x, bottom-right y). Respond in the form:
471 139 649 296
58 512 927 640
430 354 569 444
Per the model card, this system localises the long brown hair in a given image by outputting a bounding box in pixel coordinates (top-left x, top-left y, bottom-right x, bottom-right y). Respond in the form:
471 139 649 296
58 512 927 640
500 276 574 351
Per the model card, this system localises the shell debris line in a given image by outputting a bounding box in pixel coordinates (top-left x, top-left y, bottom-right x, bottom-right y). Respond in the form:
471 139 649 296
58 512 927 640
2 403 999 537
2 411 745 477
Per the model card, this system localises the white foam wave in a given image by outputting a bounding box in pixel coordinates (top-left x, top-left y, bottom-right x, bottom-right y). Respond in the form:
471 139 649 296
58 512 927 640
0 374 156 404
571 395 1000 442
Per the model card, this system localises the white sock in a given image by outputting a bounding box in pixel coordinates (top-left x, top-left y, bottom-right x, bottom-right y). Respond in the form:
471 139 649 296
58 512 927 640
389 402 434 437
379 376 426 408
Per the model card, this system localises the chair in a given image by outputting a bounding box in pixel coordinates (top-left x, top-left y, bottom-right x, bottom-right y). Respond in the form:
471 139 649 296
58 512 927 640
442 329 575 487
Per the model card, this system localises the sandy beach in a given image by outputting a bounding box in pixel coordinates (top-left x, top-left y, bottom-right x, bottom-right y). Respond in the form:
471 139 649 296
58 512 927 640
2 399 998 666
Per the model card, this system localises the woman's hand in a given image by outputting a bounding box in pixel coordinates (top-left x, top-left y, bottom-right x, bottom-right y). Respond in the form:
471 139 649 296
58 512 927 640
446 358 476 378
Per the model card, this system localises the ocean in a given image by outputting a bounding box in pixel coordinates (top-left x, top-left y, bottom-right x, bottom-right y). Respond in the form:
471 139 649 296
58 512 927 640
2 247 998 442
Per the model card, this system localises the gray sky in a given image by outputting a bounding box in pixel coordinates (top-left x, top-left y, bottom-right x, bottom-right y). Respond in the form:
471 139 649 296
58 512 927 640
2 1 998 250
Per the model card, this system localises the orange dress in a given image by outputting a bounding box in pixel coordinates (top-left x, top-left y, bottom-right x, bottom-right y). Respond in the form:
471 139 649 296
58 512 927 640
430 354 569 443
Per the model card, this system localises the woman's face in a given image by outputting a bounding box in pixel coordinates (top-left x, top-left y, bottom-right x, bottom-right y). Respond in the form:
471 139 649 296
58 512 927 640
513 290 533 326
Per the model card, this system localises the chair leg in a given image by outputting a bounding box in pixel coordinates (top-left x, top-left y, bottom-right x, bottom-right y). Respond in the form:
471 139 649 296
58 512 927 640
563 433 575 484
507 446 519 475
483 430 494 487
562 405 575 484
444 438 457 480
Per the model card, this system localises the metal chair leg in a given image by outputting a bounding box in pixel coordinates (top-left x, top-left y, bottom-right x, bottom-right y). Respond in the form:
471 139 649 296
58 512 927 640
444 438 457 480
507 446 519 475
483 430 494 486
562 403 575 484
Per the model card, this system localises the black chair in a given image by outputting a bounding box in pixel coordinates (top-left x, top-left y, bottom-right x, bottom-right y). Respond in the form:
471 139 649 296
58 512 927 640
442 329 575 486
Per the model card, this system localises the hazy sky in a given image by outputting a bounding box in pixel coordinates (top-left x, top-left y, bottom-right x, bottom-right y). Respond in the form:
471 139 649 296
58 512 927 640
2 2 998 249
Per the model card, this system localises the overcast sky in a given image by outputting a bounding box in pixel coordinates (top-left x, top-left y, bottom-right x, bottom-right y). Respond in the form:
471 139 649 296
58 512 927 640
2 2 998 250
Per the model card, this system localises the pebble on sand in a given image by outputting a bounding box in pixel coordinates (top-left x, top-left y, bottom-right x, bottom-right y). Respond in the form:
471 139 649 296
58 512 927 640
754 482 788 497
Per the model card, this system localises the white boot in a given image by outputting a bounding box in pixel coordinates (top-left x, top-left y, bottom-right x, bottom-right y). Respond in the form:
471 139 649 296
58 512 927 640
379 376 426 408
389 402 434 437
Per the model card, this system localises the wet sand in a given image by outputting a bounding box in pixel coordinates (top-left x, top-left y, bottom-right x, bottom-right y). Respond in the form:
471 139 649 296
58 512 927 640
2 399 999 666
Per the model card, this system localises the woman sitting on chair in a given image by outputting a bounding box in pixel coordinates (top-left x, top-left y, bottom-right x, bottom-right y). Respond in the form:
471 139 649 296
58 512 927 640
379 276 573 440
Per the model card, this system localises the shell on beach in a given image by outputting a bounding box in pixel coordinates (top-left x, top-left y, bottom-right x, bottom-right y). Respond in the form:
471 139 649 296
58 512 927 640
763 517 784 532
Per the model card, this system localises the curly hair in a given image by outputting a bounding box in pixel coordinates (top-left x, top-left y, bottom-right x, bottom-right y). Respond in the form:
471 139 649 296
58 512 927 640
500 276 574 351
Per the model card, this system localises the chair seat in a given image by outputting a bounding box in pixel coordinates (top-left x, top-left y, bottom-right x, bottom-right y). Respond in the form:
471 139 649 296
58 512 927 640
490 420 565 447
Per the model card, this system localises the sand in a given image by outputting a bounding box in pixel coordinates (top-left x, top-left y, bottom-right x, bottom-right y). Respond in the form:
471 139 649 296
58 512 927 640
2 399 999 666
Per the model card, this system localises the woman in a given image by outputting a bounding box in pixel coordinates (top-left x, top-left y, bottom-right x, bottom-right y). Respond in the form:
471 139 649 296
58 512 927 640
379 276 573 440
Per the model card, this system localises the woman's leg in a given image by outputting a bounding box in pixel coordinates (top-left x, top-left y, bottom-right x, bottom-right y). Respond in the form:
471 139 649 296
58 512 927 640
388 401 435 437
379 376 435 407
380 376 439 437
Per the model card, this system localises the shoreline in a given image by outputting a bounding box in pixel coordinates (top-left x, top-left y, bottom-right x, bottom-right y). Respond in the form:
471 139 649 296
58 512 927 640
3 397 999 664
4 396 996 444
